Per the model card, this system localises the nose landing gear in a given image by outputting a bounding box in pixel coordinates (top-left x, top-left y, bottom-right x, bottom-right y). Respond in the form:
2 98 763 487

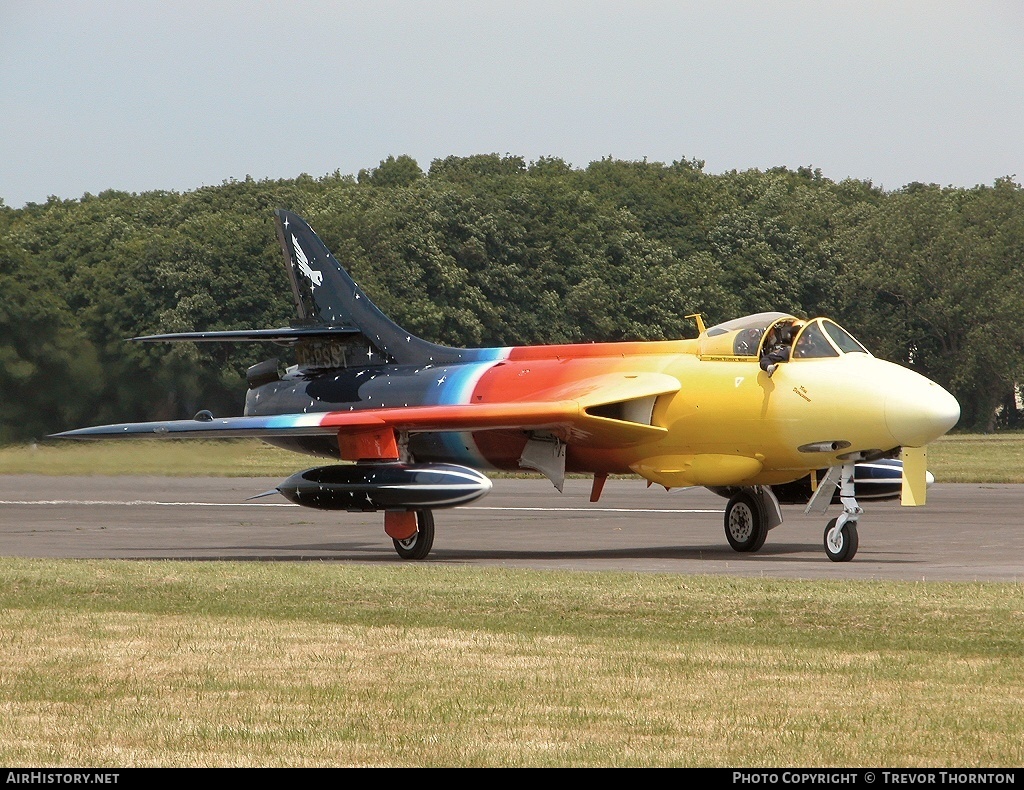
808 462 862 562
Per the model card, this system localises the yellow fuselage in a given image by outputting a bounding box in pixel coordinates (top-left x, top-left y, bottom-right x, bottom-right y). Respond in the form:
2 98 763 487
456 335 959 488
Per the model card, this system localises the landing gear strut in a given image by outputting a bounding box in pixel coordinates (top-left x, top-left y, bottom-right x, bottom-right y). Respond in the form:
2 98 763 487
823 463 861 562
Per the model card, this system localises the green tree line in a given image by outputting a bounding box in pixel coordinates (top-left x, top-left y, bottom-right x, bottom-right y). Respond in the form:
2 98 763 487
2 155 1022 441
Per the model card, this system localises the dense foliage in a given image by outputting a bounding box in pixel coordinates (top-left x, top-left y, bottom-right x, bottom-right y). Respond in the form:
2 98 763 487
2 156 1022 440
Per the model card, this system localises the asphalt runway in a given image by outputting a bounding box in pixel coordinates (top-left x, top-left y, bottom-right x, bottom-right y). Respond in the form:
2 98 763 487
0 475 1021 582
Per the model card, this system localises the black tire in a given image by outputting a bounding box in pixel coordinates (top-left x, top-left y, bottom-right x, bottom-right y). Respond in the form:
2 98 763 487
823 517 859 562
724 491 768 552
393 510 435 560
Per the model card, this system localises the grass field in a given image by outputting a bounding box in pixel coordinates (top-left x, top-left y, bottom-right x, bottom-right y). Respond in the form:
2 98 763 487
925 432 1024 483
1 434 1021 767
0 431 1021 482
0 438 301 477
0 559 1021 767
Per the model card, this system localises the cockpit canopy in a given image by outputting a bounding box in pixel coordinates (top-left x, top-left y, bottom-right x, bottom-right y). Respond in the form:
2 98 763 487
698 312 870 361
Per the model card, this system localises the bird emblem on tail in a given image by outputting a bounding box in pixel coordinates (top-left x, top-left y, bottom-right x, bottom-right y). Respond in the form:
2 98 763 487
291 234 322 286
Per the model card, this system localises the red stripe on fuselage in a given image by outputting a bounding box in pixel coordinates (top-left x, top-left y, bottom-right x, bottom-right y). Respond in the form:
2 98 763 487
467 340 687 471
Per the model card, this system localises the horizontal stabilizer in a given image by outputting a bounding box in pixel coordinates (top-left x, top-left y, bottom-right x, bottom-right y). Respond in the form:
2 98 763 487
133 326 361 344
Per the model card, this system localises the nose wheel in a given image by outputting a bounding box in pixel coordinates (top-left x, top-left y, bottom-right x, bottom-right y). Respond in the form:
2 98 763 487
824 516 859 562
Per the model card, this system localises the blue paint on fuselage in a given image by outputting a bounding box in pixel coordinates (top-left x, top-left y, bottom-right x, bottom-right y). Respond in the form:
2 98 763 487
415 348 511 464
245 347 513 466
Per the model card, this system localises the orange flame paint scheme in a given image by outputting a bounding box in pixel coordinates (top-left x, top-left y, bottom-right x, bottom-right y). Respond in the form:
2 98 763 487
53 211 960 562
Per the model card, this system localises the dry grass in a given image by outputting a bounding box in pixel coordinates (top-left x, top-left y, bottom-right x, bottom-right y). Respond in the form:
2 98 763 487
0 560 1021 767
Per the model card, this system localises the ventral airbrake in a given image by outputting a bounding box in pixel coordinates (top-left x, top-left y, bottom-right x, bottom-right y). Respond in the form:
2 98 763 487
53 210 961 562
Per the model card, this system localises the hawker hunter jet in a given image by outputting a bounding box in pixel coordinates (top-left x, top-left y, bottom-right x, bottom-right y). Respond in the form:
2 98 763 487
53 210 961 562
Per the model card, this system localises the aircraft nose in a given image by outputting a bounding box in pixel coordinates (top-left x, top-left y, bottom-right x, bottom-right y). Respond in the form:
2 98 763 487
885 376 960 447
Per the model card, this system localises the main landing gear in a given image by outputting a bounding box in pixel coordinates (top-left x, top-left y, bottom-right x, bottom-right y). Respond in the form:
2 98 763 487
723 486 782 553
723 462 863 562
391 509 435 560
724 490 769 552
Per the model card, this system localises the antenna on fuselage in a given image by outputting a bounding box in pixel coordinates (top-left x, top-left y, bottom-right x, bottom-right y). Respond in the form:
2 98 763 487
686 313 707 335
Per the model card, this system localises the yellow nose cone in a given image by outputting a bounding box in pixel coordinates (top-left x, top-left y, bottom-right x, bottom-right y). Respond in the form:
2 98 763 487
885 376 960 447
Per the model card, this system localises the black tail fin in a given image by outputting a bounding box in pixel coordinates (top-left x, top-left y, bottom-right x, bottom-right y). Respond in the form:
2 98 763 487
274 209 463 365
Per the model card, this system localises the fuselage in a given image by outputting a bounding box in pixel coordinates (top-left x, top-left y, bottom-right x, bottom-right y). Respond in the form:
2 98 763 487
246 314 960 489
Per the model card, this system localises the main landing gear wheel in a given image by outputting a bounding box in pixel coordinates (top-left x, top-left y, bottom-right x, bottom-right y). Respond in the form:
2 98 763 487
824 517 859 562
393 510 435 560
724 491 768 552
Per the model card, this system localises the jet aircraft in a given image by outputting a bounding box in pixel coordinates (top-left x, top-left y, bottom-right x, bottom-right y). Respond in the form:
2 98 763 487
53 210 961 562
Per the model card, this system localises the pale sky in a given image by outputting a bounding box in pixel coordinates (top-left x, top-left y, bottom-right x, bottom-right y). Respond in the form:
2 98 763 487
2 0 1023 208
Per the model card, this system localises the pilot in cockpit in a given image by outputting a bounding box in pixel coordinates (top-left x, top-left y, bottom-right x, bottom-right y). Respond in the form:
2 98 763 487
759 322 797 377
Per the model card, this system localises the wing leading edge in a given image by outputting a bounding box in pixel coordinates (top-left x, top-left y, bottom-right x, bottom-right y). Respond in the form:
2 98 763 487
50 399 659 444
